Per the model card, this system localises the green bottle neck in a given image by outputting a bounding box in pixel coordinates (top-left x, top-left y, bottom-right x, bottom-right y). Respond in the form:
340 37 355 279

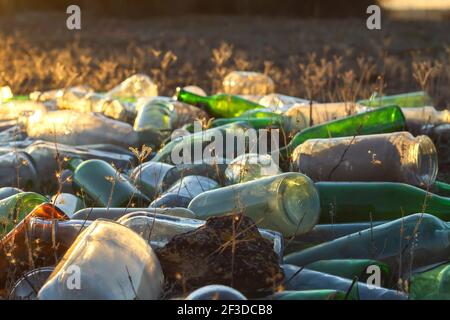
177 88 211 110
68 158 83 171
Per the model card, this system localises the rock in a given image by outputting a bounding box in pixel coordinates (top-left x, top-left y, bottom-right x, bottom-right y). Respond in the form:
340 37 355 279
155 214 284 298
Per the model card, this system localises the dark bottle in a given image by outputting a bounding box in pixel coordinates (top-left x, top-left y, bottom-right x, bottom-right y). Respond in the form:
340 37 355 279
284 213 450 275
69 158 150 207
282 264 407 300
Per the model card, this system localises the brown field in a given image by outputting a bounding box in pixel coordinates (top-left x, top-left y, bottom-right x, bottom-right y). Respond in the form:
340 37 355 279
1 12 449 178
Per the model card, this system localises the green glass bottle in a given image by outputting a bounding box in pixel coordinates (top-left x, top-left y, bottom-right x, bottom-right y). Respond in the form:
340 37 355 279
284 213 450 273
176 88 265 118
410 262 450 300
305 259 390 284
188 173 321 237
279 105 406 160
0 192 48 235
69 158 150 207
151 122 252 164
358 91 433 108
270 289 348 300
316 182 450 223
432 181 450 198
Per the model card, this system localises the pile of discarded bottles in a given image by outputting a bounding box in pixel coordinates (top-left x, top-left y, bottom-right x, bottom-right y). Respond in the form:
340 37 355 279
0 71 450 300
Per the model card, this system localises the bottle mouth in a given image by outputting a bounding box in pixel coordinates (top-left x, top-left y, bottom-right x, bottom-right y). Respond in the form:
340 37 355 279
415 135 438 187
276 173 320 236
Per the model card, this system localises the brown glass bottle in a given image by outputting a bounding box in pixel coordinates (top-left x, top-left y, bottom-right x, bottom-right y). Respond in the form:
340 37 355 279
0 203 76 297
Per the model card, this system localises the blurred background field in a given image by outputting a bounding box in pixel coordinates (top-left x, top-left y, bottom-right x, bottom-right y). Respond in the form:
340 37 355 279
0 1 449 178
0 3 449 107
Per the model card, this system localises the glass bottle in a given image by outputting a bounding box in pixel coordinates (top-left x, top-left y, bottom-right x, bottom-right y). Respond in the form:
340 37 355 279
291 132 438 187
176 88 265 118
130 161 175 200
410 262 450 300
186 285 247 300
151 122 252 164
0 203 70 296
258 93 309 113
51 193 84 218
0 151 38 190
149 175 219 208
187 173 321 237
400 106 450 135
222 71 275 96
304 259 390 284
71 207 196 221
22 110 140 148
69 158 150 207
105 74 158 100
224 153 282 185
284 213 450 274
269 289 347 300
37 219 164 300
0 187 22 200
9 267 54 300
282 264 406 300
316 182 450 223
279 105 406 160
0 192 48 234
357 91 433 108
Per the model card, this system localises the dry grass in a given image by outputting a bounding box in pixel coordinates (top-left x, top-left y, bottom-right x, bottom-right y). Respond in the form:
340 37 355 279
0 13 448 108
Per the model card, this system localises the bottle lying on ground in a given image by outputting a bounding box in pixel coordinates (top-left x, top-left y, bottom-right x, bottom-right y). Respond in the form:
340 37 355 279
0 192 48 234
186 285 247 300
286 221 387 253
176 88 266 118
0 187 22 201
0 151 38 191
71 207 195 221
390 106 449 135
150 175 219 208
0 203 72 297
278 105 406 162
117 211 284 262
282 264 407 300
258 93 309 113
284 101 360 126
304 259 390 284
224 153 282 185
9 267 54 300
268 289 348 300
38 219 164 300
357 91 433 108
51 193 84 218
68 158 150 207
151 122 253 164
284 213 450 276
222 71 275 96
409 261 450 300
291 132 438 188
105 74 158 101
316 182 450 223
21 110 141 148
187 173 321 237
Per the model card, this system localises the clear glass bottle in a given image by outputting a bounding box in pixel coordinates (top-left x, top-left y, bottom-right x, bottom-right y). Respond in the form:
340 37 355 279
149 175 219 208
258 93 309 113
224 153 282 185
222 71 275 96
105 74 158 100
22 110 140 148
187 173 321 237
38 219 164 300
292 132 438 187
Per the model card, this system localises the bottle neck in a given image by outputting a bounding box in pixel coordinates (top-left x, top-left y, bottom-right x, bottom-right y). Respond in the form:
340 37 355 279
68 158 83 171
177 88 210 109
